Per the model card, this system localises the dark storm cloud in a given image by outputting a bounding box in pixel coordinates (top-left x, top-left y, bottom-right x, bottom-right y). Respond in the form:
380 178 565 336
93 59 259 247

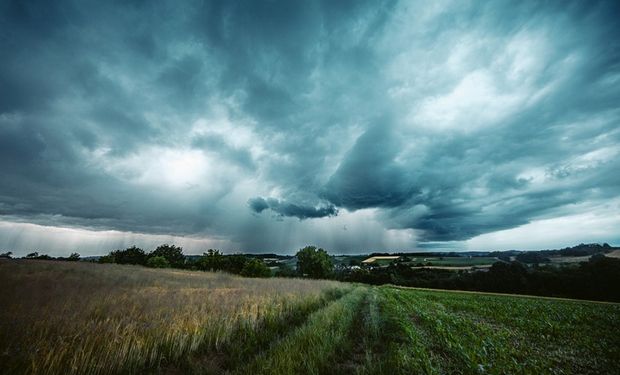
248 197 337 220
1 0 619 253
323 123 416 209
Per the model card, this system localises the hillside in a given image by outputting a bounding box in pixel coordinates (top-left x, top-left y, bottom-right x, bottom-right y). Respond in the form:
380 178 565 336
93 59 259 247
1 260 619 374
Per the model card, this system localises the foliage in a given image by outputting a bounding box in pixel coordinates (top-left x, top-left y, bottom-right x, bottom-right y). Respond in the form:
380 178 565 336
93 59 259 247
296 246 333 279
98 254 116 264
146 255 170 268
338 256 620 302
240 258 271 278
149 244 184 268
24 252 52 260
109 246 147 265
274 264 298 277
67 252 80 261
224 254 251 274
196 249 224 271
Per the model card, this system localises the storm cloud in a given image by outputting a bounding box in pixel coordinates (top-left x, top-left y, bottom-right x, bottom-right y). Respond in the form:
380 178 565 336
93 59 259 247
1 0 619 255
248 197 337 220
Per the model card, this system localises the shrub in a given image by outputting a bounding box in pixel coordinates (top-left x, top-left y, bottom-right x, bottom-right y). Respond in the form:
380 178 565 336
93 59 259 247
150 244 185 268
109 246 147 265
147 256 170 268
240 259 271 278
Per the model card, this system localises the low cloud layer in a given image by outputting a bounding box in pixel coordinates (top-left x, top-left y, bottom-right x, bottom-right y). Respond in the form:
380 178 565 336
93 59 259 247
1 0 619 255
248 197 337 220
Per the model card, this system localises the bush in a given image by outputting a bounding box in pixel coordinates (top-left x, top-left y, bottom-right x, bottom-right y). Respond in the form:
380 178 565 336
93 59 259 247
109 246 147 265
196 249 224 271
147 256 170 268
240 259 271 278
275 264 298 277
150 244 185 268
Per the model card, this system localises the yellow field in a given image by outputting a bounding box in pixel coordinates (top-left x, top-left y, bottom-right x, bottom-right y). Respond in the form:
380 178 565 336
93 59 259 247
0 260 346 374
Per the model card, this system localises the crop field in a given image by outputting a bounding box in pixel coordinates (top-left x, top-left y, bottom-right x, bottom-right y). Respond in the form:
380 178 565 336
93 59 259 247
410 257 499 267
1 260 619 374
606 249 620 258
0 260 346 374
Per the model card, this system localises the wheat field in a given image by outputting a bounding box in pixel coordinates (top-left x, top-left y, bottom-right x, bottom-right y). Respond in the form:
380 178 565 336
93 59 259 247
0 260 347 374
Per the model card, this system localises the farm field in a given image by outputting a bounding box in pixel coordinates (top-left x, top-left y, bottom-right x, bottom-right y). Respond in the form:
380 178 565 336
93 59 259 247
606 249 620 258
360 256 500 268
1 260 619 374
415 256 499 267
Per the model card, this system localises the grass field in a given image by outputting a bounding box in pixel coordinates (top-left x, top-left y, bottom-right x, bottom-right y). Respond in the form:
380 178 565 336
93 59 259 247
1 260 619 374
406 256 499 267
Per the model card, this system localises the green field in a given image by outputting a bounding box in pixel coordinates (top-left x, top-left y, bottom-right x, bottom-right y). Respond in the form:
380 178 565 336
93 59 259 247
1 260 619 374
410 256 499 267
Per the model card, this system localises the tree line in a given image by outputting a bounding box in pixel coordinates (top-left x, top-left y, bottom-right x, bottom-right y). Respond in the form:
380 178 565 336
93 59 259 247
1 245 335 279
0 251 81 261
96 244 334 279
338 253 620 302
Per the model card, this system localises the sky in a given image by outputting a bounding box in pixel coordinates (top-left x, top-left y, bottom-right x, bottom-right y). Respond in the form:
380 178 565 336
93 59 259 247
1 0 619 256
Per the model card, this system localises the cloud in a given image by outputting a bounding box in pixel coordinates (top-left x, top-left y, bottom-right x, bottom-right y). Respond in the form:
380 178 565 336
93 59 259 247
0 0 619 254
248 197 337 220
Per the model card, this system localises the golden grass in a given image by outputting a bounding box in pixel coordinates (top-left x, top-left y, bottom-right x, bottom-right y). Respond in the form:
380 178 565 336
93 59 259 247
0 260 346 374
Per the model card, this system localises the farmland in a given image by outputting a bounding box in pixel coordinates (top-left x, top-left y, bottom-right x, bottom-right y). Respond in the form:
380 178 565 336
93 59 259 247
1 260 619 374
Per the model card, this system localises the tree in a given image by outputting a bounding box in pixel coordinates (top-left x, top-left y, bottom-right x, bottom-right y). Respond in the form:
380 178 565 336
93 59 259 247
0 251 12 259
296 246 333 279
68 253 80 261
147 256 170 268
26 252 39 259
240 259 271 278
196 249 224 271
150 244 185 268
222 254 248 274
109 246 147 265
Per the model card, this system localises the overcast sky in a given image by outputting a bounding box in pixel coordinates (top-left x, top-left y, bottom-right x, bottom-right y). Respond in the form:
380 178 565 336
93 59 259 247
1 0 619 256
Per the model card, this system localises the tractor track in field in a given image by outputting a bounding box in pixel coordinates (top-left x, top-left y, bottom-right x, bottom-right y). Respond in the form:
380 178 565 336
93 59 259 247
163 288 353 375
235 287 367 375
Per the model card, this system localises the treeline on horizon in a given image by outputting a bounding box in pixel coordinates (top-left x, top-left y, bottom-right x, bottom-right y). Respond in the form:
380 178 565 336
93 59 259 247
342 243 620 302
1 243 619 302
368 242 615 259
0 244 332 279
342 255 620 302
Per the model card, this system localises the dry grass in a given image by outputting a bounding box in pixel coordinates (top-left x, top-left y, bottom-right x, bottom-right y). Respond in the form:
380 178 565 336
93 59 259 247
0 260 346 374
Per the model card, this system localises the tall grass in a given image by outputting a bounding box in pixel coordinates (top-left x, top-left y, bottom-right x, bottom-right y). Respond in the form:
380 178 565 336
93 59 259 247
237 287 367 375
0 260 347 374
